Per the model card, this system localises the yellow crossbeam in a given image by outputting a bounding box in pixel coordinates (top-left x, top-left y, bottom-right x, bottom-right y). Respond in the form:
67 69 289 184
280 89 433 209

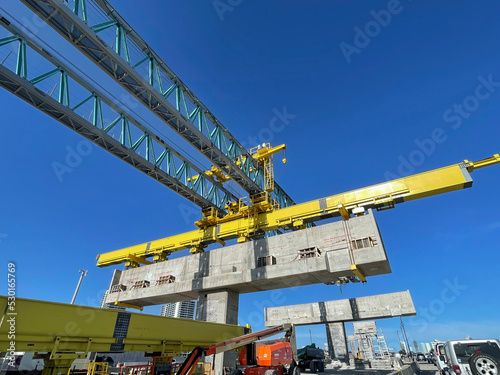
96 155 499 267
0 296 246 354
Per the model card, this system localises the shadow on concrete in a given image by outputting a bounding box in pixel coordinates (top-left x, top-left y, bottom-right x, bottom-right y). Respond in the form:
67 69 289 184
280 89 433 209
192 251 209 292
307 369 394 375
250 237 268 283
299 360 440 375
416 361 440 375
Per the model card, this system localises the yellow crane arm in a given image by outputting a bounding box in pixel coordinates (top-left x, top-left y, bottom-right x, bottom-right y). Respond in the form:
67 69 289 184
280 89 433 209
96 154 499 267
252 143 287 162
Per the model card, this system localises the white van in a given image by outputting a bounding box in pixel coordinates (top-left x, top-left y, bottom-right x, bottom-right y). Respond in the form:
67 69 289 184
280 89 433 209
443 339 500 375
433 341 450 375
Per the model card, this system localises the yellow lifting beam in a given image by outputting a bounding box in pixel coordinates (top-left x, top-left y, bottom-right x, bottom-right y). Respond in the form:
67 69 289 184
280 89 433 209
187 165 231 183
96 154 500 267
0 296 247 375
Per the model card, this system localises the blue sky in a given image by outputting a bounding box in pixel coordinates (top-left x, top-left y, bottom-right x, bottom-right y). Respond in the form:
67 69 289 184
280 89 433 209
0 0 499 352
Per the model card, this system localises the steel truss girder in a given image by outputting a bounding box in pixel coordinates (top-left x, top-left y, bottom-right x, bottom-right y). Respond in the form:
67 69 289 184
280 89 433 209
0 14 237 212
20 0 294 207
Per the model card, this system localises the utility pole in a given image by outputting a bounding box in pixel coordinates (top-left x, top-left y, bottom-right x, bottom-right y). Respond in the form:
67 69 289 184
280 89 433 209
71 269 88 304
400 317 411 359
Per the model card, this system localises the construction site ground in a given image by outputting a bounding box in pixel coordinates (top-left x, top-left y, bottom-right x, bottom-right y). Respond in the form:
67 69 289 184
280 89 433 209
301 360 439 375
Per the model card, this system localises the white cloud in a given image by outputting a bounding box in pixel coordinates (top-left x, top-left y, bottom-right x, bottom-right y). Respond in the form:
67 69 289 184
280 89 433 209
486 221 500 231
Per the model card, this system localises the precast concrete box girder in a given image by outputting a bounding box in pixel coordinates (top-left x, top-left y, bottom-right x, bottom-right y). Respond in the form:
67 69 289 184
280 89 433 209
106 212 390 307
264 290 416 326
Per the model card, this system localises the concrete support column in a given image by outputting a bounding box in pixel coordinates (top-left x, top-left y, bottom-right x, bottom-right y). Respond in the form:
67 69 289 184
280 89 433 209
196 289 239 375
326 323 349 364
347 335 357 361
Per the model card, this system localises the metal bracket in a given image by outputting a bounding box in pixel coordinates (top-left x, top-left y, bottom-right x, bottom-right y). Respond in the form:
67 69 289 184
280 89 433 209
114 301 143 311
351 264 367 283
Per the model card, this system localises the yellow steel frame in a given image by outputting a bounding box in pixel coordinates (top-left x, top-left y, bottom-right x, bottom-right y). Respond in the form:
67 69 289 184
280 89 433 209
96 155 500 267
0 296 247 375
86 362 109 375
250 143 287 192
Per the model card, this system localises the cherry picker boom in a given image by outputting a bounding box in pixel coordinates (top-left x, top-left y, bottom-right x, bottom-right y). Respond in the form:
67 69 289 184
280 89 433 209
175 322 312 375
96 154 500 268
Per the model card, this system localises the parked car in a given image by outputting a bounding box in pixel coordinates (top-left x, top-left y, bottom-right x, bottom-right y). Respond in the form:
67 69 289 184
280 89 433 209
443 339 500 375
416 353 426 361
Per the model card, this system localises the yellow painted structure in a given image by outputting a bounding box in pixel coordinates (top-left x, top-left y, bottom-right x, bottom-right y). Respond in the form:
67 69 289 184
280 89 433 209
250 143 287 192
0 296 247 375
96 155 500 267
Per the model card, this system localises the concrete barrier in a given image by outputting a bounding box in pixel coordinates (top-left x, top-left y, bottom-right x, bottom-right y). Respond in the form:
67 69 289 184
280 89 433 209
389 362 420 375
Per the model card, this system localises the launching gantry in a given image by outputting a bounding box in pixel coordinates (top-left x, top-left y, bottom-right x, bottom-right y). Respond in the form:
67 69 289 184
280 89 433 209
96 154 500 268
0 2 498 276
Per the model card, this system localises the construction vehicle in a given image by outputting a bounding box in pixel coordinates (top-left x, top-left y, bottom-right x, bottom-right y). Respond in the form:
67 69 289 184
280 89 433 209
176 324 299 375
236 340 295 375
296 344 325 373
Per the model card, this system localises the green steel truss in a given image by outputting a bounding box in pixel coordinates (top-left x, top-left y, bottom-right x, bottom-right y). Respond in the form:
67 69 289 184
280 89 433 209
19 0 295 209
0 14 238 214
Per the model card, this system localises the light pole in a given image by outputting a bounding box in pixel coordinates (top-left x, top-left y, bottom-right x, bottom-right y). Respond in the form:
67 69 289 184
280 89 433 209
71 269 88 304
400 317 412 359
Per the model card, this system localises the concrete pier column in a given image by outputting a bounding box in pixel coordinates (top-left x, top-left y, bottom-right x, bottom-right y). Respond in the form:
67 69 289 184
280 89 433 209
196 289 239 375
326 323 349 364
347 335 357 361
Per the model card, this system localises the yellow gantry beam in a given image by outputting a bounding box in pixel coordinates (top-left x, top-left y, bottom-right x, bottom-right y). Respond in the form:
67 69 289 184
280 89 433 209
96 155 500 267
0 296 247 355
